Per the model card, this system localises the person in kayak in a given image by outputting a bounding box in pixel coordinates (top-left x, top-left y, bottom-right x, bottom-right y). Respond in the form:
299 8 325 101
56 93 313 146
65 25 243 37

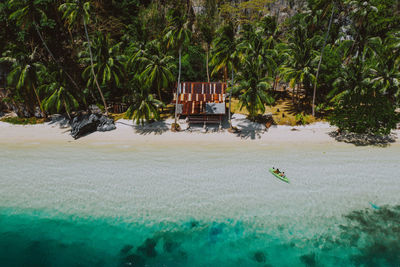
273 167 281 174
280 172 286 178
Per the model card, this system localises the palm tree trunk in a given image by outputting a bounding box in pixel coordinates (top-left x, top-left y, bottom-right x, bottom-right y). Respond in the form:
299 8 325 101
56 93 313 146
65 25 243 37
312 7 335 116
63 99 71 119
229 68 234 127
157 84 164 112
292 84 295 105
174 47 182 125
157 87 163 103
32 84 45 118
296 84 301 110
273 75 278 91
33 22 81 94
224 66 228 82
83 18 109 115
206 44 210 83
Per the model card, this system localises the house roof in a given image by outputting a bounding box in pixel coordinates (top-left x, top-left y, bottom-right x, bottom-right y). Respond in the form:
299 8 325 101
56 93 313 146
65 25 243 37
173 82 227 115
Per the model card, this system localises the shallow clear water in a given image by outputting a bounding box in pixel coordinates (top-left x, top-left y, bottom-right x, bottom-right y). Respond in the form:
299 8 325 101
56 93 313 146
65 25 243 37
1 142 400 266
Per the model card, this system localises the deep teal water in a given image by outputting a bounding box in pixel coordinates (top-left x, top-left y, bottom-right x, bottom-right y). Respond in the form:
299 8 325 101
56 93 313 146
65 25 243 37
1 206 400 267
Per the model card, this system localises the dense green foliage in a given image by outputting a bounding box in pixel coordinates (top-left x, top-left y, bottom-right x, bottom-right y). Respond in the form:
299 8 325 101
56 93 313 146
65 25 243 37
0 0 399 134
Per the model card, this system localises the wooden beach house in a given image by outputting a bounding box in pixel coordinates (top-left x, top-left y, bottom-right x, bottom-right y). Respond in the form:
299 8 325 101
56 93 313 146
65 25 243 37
173 82 227 127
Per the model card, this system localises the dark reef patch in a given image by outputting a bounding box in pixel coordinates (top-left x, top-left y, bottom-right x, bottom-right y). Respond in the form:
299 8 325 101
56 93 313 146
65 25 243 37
120 244 133 254
299 253 317 267
123 253 145 267
328 205 400 266
137 238 157 258
253 251 267 263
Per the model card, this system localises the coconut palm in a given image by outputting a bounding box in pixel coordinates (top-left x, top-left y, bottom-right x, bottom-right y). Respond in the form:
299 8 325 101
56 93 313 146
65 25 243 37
280 17 319 109
80 33 125 98
366 35 400 103
232 57 274 120
0 46 45 117
164 8 191 126
38 70 79 119
59 0 109 114
125 76 164 126
211 21 239 127
8 0 80 92
312 4 336 116
197 15 215 83
132 41 175 103
210 21 238 81
237 23 277 78
329 59 398 135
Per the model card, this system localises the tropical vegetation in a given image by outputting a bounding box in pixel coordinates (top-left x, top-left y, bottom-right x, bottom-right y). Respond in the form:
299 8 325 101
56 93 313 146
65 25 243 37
0 0 399 135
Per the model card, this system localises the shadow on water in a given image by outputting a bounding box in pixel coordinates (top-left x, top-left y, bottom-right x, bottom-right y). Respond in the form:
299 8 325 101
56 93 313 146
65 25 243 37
328 131 397 147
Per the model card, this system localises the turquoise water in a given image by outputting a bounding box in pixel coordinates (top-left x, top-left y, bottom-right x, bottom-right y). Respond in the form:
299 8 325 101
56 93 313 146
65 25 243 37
1 142 400 266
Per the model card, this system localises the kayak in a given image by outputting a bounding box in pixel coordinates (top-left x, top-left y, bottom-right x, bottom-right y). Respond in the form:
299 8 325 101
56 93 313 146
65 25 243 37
269 168 289 183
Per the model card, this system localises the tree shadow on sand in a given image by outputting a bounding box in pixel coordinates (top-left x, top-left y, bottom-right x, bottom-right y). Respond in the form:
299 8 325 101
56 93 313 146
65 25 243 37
232 115 268 140
134 121 170 135
328 131 397 147
116 120 170 135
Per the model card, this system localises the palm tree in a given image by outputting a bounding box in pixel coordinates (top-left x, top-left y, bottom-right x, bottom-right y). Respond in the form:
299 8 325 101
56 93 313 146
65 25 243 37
59 0 109 114
197 0 217 82
329 58 398 135
366 35 400 103
237 23 277 78
232 57 274 120
80 33 125 99
312 4 336 116
280 17 319 109
125 77 164 125
164 8 191 127
132 41 175 103
0 46 45 117
197 14 215 83
9 0 80 93
257 15 282 91
211 22 237 81
38 70 79 119
211 21 239 127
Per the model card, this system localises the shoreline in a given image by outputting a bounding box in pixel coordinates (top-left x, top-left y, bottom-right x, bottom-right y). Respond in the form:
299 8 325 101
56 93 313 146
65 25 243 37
1 116 399 146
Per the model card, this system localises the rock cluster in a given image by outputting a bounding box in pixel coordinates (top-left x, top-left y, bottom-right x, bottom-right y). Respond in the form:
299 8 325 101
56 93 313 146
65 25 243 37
68 105 116 139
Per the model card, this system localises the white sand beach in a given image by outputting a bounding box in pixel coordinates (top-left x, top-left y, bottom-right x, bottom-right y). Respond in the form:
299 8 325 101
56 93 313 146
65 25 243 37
1 114 398 146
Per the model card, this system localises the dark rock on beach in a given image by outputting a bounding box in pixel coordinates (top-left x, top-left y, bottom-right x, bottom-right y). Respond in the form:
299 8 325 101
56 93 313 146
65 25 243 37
97 115 116 132
70 113 99 139
34 106 44 118
49 114 70 128
70 106 116 139
89 104 102 114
